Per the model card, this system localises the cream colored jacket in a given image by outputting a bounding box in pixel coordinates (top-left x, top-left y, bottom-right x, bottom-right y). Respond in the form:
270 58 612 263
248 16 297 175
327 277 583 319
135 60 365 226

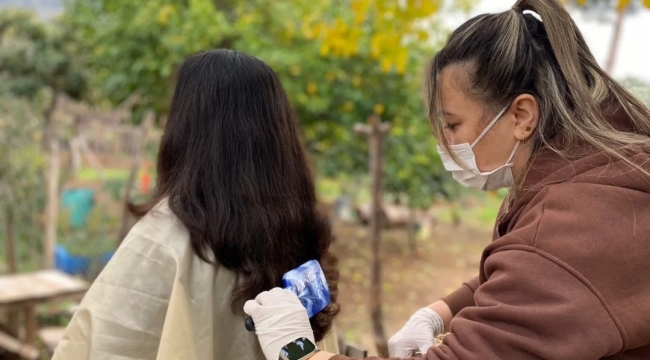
53 201 339 360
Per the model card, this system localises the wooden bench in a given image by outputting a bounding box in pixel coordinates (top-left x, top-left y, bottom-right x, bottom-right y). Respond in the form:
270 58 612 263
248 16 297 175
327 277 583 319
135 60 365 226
38 326 66 354
0 331 39 360
0 270 87 358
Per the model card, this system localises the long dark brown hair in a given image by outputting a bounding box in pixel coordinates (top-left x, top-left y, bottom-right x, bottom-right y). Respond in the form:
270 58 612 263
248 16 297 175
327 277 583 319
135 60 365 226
130 49 339 340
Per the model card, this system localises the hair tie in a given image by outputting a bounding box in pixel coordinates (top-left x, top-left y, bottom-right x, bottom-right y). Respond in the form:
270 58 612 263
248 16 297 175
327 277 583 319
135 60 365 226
511 0 524 13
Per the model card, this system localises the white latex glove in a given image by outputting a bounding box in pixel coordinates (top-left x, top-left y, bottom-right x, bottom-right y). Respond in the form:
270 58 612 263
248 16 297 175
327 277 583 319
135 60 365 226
387 307 444 357
244 287 316 360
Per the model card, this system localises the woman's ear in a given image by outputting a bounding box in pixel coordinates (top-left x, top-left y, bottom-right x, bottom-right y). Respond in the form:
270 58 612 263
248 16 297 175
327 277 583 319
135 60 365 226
510 94 539 141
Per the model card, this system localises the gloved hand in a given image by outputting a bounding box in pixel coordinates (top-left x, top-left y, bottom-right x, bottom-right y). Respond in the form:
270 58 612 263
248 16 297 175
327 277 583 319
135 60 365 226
244 287 316 360
387 307 445 357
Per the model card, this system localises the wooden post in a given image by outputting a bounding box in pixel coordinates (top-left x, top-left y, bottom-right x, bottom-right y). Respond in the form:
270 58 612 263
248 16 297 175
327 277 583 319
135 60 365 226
4 206 16 274
70 116 83 176
24 305 37 346
79 137 106 184
44 140 60 269
3 205 20 341
117 112 153 245
354 115 391 357
41 92 59 151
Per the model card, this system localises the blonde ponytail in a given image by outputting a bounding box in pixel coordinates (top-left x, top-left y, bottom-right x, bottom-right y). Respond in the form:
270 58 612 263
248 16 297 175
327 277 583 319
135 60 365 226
513 0 592 109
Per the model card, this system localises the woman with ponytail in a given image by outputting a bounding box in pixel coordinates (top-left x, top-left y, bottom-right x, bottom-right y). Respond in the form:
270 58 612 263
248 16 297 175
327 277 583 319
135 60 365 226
244 1 650 359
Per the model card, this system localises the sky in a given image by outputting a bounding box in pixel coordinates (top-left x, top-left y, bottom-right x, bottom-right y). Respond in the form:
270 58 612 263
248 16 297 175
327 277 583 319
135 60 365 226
446 0 650 82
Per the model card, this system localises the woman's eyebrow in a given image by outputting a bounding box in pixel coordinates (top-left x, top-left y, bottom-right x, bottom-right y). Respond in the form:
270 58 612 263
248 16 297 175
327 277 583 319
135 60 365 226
442 110 460 119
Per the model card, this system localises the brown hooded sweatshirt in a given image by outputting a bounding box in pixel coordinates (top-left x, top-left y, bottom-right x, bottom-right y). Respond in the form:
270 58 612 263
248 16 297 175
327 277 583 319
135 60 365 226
328 110 650 360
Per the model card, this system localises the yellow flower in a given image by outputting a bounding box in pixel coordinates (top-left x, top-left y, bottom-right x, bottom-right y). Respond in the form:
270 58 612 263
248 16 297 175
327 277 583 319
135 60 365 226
353 273 363 283
307 82 318 95
380 58 392 73
342 101 354 112
320 43 330 57
284 25 295 40
396 50 408 74
374 103 385 115
352 75 362 87
355 12 366 24
157 4 176 25
289 66 301 76
170 35 182 44
370 34 383 58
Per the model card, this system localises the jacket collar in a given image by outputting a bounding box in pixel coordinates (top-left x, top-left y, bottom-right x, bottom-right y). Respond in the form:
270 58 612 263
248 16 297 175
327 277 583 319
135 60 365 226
496 104 641 237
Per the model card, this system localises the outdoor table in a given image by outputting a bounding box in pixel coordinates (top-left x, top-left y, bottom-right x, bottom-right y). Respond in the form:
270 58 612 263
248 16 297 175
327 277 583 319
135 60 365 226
0 270 88 351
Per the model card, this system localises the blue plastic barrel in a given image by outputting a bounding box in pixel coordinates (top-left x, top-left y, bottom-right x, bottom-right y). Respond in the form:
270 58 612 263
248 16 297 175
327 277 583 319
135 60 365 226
54 245 91 276
54 245 115 277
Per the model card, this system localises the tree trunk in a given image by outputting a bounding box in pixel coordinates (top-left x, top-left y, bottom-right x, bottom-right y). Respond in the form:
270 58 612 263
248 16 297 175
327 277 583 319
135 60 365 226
41 92 58 151
355 116 391 358
407 209 417 257
450 202 461 228
70 116 83 176
117 113 153 245
43 140 60 269
369 126 389 358
604 8 625 74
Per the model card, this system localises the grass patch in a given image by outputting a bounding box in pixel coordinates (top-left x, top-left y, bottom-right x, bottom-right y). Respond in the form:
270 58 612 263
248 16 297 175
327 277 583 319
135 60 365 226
77 168 129 181
317 177 343 203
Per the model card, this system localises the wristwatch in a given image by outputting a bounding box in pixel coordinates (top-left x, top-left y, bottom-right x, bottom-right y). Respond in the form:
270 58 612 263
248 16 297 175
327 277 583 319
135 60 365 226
279 337 319 360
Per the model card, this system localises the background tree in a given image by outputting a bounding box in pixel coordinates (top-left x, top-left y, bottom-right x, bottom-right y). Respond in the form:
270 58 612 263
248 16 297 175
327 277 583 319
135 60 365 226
230 0 471 208
0 9 86 146
63 0 471 208
62 0 236 118
0 9 90 268
0 93 48 272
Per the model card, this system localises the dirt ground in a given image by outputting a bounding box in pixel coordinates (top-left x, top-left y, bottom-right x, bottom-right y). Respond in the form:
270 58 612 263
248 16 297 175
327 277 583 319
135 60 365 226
330 218 493 355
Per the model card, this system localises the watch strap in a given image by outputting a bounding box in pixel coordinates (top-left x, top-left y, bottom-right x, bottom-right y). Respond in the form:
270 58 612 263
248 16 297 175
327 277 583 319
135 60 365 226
309 351 337 360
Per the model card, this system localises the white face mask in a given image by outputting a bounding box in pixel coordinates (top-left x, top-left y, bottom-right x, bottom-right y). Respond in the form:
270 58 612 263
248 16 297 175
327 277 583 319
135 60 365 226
437 106 520 191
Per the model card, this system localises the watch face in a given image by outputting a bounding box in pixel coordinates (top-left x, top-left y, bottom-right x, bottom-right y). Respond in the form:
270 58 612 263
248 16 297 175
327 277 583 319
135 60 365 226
280 337 317 360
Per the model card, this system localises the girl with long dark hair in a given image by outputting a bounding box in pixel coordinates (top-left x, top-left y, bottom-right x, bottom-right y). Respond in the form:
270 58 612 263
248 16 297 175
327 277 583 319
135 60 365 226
54 49 340 360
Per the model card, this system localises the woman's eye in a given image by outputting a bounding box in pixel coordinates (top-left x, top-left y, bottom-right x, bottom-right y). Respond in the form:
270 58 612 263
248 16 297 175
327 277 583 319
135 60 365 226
444 123 458 131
